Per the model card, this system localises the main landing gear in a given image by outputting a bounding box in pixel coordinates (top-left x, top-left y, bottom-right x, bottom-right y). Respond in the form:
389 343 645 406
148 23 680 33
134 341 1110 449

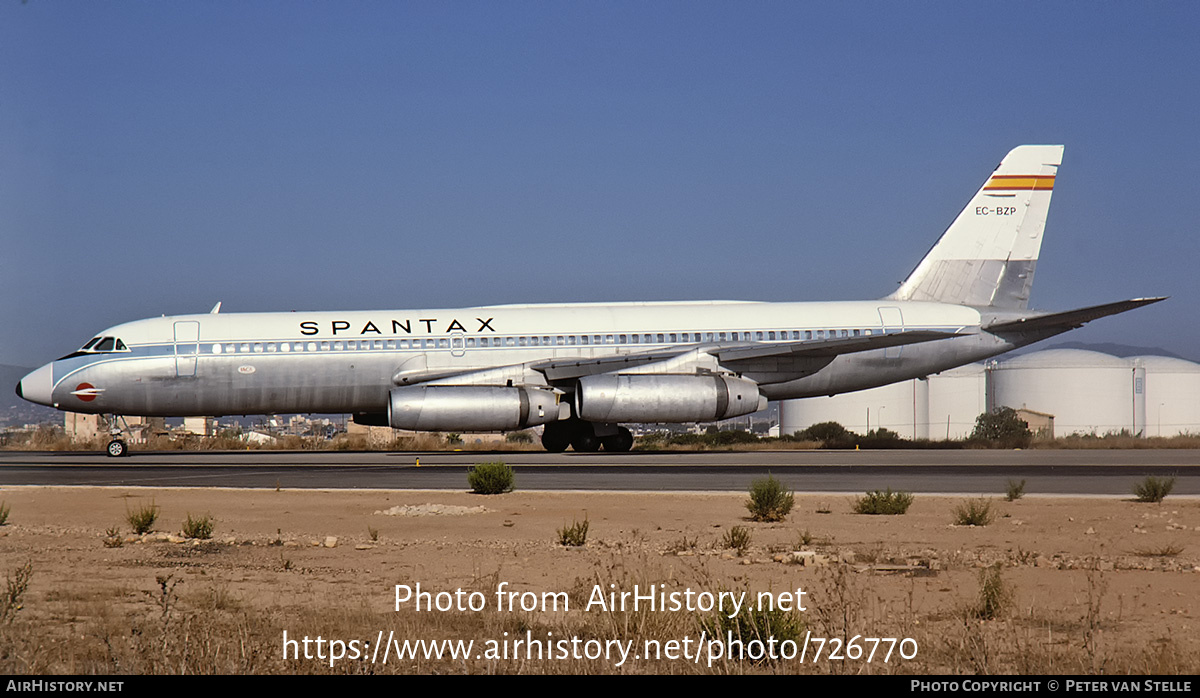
541 420 633 453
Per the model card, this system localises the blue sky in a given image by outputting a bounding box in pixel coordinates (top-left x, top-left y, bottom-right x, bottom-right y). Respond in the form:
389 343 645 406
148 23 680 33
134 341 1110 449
2 2 1197 367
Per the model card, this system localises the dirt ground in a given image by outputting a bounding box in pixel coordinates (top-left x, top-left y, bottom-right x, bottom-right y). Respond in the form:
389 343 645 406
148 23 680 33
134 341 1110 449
0 485 1197 674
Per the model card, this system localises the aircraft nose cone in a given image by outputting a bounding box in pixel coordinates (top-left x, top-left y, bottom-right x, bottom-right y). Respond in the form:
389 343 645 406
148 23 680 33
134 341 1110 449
17 364 55 407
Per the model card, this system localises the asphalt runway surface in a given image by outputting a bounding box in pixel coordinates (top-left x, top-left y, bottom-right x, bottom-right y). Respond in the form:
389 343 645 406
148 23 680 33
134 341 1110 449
2 449 1198 495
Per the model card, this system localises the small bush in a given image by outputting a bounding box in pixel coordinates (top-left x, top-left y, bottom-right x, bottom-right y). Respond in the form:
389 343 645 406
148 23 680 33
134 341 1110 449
970 407 1032 448
1133 544 1183 558
746 474 794 522
701 603 804 663
1134 476 1175 503
182 513 214 540
721 526 752 554
0 502 8 526
467 462 515 494
953 499 995 526
975 564 1013 620
126 501 158 535
1004 479 1026 501
1 562 33 624
103 526 123 548
505 431 534 444
853 489 914 515
557 518 589 547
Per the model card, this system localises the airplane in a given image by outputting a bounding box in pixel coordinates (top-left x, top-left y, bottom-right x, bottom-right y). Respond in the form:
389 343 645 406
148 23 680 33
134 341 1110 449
16 145 1164 456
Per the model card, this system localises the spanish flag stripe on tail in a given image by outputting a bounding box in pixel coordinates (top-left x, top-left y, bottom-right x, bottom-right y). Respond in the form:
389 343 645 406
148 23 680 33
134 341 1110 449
984 175 1055 191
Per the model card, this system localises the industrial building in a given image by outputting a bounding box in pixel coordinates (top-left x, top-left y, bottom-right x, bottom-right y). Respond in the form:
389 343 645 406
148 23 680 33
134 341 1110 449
779 349 1200 440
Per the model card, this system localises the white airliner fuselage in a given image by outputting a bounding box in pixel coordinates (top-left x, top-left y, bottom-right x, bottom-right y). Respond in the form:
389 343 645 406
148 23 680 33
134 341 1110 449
16 146 1163 454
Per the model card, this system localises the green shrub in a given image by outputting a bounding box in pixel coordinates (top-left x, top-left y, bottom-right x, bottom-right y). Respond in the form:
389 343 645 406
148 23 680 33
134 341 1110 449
126 501 158 535
721 526 752 554
103 526 123 548
795 421 857 448
505 431 534 444
975 564 1013 620
701 602 804 663
970 407 1032 448
1004 479 1026 501
182 513 214 540
557 518 589 546
746 474 794 522
467 462 515 494
953 499 995 526
853 489 914 515
1133 476 1175 503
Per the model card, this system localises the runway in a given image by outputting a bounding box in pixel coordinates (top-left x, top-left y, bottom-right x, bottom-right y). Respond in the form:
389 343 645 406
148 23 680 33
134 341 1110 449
1 449 1198 494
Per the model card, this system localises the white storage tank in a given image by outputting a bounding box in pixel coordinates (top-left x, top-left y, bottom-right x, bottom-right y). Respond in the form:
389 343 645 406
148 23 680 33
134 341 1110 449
927 363 988 440
989 349 1141 436
1132 355 1200 437
779 379 926 439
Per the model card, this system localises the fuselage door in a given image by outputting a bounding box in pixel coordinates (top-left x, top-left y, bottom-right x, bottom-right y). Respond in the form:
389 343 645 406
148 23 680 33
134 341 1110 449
450 332 466 358
174 321 200 377
877 306 904 359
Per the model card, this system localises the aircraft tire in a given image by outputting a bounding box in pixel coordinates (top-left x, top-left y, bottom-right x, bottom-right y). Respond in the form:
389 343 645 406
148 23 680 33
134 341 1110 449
541 422 572 452
601 427 634 452
106 439 128 458
570 421 602 452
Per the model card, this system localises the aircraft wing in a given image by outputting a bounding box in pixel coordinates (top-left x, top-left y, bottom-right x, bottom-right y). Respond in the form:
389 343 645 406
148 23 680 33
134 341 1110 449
983 297 1167 334
532 329 960 382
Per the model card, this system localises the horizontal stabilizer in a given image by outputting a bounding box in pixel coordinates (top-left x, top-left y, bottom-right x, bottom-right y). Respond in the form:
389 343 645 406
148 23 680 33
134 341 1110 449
984 297 1167 334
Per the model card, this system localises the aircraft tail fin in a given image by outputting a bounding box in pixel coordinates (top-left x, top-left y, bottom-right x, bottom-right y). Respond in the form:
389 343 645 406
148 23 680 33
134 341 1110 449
889 145 1063 309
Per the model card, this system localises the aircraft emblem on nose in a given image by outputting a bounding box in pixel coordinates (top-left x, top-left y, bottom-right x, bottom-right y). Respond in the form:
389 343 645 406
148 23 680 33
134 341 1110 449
71 383 104 402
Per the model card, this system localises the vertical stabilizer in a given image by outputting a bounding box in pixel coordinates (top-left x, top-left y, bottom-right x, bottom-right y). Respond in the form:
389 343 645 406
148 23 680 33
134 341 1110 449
889 145 1063 309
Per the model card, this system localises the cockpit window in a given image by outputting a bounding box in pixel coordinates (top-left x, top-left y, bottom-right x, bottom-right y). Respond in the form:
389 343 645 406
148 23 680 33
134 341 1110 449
81 337 101 350
94 338 116 352
115 339 127 351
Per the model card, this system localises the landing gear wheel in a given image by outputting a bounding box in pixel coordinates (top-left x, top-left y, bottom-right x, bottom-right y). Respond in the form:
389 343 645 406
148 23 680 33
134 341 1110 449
106 439 128 458
601 427 634 452
541 422 572 453
570 422 602 452
571 433 602 452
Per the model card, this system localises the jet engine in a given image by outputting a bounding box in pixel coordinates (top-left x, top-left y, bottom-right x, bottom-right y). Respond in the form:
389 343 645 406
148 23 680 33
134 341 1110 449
575 374 764 423
388 385 562 431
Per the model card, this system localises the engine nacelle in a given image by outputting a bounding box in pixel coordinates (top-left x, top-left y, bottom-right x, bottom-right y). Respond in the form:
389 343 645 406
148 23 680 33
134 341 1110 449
388 385 561 432
575 374 764 423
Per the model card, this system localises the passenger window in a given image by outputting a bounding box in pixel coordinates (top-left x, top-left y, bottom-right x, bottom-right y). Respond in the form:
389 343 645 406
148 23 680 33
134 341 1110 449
530 336 540 346
519 337 528 347
631 334 639 344
567 336 577 345
580 335 589 345
619 335 627 344
467 338 476 348
211 344 222 354
267 343 276 352
853 329 861 337
556 336 565 346
865 329 873 336
280 343 290 352
438 339 449 349
505 337 516 347
386 340 396 349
